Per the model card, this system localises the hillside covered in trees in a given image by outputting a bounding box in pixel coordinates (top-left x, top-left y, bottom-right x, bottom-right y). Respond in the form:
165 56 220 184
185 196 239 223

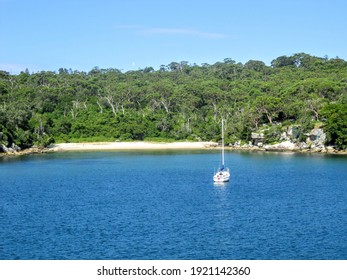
1 53 347 152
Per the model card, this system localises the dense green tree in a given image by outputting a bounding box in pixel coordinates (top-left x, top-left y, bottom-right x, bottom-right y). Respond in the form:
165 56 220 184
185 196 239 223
254 95 283 124
321 103 347 149
0 53 346 150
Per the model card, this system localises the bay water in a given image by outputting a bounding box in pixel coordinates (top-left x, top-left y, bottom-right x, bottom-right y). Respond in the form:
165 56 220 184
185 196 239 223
0 151 346 259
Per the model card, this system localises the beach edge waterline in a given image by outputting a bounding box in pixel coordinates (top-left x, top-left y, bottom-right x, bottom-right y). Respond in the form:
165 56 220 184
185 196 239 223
48 141 219 151
2 141 347 157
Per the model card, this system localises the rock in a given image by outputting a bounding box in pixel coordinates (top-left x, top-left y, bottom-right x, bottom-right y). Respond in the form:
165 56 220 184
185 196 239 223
0 144 9 153
280 131 289 141
241 142 253 148
298 142 309 150
307 128 326 148
233 140 241 147
326 146 336 153
251 132 265 146
207 142 218 147
0 143 21 153
264 141 298 151
288 126 302 140
11 143 21 152
278 126 303 142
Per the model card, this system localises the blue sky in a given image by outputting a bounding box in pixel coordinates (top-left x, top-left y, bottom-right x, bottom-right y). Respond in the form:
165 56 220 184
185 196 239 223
1 0 346 73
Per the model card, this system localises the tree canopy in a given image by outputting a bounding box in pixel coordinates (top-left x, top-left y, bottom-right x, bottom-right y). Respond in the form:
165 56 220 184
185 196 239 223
1 53 346 150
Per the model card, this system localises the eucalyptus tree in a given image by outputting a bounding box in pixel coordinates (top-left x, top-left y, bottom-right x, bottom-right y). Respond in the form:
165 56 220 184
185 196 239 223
321 103 347 149
147 78 175 114
253 95 284 125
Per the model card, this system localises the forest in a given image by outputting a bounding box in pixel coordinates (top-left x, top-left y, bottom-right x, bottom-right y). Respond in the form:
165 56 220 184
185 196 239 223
0 52 347 151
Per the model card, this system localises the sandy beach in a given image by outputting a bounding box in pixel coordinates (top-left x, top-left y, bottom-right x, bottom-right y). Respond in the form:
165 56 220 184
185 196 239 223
3 141 346 157
49 141 218 151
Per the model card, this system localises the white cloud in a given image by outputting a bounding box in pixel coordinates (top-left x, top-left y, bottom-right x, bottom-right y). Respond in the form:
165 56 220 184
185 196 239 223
142 28 226 39
113 25 226 39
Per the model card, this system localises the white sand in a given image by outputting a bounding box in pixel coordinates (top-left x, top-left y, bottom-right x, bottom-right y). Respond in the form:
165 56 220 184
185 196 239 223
49 141 218 151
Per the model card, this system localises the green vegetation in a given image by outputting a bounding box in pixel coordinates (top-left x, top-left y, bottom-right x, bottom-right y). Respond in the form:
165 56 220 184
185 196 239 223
0 53 346 151
321 103 347 149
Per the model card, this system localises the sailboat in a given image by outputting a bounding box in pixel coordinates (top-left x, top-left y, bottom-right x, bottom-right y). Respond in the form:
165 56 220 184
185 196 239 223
213 119 230 183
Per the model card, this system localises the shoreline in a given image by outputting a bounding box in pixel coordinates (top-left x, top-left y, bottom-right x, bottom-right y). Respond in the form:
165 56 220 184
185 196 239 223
49 141 347 154
1 141 346 157
48 141 218 151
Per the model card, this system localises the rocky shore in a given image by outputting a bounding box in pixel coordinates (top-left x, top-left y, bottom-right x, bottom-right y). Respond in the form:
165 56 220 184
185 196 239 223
0 147 50 157
227 127 347 154
225 143 347 154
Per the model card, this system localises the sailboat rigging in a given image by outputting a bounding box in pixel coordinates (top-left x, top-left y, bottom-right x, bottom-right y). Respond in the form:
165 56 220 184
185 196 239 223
213 119 230 183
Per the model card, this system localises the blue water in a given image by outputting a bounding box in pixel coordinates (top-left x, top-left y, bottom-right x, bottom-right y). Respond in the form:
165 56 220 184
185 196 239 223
0 151 346 260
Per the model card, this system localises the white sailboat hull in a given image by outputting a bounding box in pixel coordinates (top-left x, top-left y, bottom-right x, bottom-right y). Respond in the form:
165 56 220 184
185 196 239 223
213 169 230 182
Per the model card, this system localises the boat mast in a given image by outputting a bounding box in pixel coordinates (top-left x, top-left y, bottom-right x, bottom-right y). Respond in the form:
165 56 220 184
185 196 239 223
221 119 225 167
